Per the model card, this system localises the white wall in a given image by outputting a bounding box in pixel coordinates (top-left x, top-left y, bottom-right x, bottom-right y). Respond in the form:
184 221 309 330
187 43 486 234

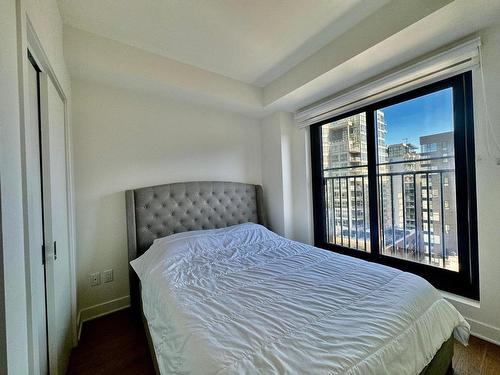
71 79 261 314
263 22 500 344
63 26 262 117
260 112 298 238
261 112 313 244
290 126 314 245
0 2 29 373
447 22 500 344
261 113 287 236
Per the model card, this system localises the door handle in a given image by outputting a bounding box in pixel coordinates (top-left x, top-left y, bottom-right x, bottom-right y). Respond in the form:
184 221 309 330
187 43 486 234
54 241 57 260
42 244 46 265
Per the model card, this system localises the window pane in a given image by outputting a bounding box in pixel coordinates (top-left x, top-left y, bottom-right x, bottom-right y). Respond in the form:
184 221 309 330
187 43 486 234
375 88 459 271
321 113 370 251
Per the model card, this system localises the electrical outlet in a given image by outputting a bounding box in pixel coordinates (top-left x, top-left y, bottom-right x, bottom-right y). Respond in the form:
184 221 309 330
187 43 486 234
103 269 114 283
90 272 101 286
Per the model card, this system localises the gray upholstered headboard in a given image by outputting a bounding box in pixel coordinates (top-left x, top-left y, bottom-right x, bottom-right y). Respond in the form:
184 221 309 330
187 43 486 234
125 181 267 310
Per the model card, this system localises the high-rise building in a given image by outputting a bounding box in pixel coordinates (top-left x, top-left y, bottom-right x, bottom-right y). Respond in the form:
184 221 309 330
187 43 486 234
321 112 458 270
378 142 420 257
321 112 386 249
419 131 457 265
321 113 367 168
386 142 419 230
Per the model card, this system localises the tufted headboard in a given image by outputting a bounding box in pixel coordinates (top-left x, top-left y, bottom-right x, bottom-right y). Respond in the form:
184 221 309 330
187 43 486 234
125 181 267 310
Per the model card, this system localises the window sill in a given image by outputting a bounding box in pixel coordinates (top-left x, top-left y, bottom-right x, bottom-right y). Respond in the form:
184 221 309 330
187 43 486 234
440 289 480 308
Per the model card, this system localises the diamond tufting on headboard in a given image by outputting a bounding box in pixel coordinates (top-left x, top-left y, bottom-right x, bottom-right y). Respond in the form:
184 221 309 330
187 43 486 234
125 181 267 312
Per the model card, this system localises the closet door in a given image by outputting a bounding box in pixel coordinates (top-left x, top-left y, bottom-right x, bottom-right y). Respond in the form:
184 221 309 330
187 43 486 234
41 76 72 375
26 55 49 375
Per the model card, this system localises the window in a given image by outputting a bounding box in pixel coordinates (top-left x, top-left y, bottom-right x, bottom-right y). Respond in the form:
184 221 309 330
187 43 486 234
311 72 479 299
421 143 438 153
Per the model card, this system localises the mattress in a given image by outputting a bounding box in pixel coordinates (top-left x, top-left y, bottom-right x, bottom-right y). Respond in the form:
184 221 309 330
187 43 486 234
131 223 470 375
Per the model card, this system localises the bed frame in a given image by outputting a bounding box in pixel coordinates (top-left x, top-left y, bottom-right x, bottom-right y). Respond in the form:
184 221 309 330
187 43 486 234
125 180 453 375
126 181 267 373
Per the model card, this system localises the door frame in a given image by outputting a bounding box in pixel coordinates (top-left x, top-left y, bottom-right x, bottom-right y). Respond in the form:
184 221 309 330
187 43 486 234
18 11 77 374
25 50 51 375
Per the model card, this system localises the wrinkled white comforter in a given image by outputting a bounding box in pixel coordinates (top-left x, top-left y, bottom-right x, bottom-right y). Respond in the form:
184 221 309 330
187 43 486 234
131 223 469 375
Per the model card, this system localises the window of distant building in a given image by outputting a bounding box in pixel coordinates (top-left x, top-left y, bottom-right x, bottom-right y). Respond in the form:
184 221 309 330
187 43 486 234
310 72 479 299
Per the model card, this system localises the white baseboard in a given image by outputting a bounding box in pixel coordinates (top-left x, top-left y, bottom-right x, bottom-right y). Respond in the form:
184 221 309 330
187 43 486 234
77 295 130 341
74 295 500 348
467 317 500 346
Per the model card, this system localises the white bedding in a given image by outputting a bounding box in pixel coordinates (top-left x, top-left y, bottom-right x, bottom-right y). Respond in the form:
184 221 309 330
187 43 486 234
131 223 470 375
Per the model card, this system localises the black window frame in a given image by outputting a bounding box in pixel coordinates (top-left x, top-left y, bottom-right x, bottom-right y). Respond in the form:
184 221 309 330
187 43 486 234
310 71 479 300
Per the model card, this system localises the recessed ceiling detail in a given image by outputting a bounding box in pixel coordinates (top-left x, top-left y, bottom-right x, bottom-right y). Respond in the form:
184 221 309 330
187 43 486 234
58 0 388 86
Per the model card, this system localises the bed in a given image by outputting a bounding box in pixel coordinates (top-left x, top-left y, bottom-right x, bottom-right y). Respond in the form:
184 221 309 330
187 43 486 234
126 181 469 375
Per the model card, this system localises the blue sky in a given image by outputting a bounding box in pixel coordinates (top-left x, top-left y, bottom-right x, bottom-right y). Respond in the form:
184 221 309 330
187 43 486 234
381 88 453 147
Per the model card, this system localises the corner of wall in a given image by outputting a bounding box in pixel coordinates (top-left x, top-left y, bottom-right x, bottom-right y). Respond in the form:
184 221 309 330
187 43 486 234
260 111 311 241
77 295 130 341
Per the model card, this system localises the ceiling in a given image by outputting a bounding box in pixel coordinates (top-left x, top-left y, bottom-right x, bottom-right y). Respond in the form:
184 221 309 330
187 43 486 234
57 0 388 86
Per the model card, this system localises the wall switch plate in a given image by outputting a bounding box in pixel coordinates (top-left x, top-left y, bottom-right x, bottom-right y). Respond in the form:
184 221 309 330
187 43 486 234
90 272 101 286
103 269 114 283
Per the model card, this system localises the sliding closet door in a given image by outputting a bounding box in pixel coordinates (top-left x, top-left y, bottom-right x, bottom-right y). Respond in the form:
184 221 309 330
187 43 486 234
41 76 72 375
26 55 49 375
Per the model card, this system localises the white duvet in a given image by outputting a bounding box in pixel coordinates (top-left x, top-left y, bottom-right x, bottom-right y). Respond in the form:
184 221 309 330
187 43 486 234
131 223 469 375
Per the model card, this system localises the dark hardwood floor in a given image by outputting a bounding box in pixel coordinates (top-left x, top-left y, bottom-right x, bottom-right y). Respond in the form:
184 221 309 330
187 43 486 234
67 308 500 374
67 309 155 375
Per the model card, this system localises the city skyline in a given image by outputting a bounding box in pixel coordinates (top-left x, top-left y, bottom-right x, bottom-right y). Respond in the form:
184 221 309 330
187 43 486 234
382 88 454 147
321 101 458 271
